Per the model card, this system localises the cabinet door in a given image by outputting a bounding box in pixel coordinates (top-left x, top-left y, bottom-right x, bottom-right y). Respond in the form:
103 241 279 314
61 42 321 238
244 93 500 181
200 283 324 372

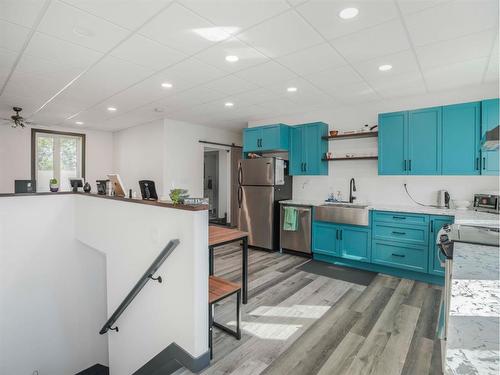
261 125 281 151
303 123 328 175
289 126 304 175
378 111 407 175
313 222 340 256
243 128 262 152
428 217 453 276
339 226 370 263
407 107 442 175
442 102 481 175
481 99 499 175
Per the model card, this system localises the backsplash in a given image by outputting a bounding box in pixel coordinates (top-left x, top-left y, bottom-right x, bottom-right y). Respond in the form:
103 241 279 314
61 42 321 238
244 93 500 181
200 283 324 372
293 173 499 206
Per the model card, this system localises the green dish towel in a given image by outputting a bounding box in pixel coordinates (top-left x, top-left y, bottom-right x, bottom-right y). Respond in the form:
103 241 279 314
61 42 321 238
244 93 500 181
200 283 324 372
283 206 298 231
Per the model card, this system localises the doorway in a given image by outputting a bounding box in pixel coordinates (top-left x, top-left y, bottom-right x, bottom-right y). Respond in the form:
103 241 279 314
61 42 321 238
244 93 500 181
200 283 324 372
204 147 230 225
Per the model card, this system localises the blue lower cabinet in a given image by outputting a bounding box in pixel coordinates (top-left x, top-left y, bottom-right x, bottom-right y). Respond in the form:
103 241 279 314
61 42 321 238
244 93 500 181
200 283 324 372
372 240 428 273
312 222 341 256
428 216 453 276
339 226 371 263
373 222 428 246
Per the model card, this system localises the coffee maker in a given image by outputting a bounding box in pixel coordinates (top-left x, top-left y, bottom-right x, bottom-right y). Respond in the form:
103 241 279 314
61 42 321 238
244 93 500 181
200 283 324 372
437 190 450 208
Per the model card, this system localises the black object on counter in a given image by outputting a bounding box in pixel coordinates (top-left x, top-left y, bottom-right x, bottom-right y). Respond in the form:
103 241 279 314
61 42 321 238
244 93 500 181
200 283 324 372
83 182 91 193
139 180 158 200
15 180 36 193
96 180 108 195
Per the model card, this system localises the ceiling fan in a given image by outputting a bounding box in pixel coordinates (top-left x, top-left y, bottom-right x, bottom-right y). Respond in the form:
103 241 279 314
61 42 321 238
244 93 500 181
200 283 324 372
0 107 36 128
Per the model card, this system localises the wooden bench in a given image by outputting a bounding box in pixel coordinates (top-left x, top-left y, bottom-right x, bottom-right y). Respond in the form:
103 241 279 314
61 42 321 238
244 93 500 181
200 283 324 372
208 276 241 359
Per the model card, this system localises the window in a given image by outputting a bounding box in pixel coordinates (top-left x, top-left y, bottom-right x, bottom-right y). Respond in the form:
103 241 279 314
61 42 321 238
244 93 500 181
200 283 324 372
31 129 85 192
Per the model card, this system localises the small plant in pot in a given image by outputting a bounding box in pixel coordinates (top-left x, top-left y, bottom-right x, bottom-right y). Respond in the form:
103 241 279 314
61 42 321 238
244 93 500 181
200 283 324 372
49 178 59 192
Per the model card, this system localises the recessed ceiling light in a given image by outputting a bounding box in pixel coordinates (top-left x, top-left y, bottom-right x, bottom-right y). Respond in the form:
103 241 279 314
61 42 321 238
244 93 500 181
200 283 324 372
378 64 393 72
339 7 359 20
161 82 173 88
287 87 298 92
225 55 239 63
107 107 117 112
75 121 84 125
225 102 234 107
193 27 239 42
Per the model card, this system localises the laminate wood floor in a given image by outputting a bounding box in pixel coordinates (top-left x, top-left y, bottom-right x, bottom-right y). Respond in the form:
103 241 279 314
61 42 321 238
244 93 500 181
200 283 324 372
176 245 443 375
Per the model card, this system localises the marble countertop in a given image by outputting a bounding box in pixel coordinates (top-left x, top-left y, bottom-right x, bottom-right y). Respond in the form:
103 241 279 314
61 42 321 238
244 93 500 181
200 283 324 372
446 242 500 375
279 200 499 227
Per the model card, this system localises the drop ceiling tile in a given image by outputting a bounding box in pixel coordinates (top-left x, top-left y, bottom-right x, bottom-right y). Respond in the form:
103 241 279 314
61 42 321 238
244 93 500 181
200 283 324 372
484 38 499 83
0 94 45 118
194 38 269 73
139 3 225 54
373 73 427 98
396 0 450 15
111 34 186 71
0 20 31 52
154 87 226 113
234 61 297 86
37 1 129 53
264 77 324 98
201 75 258 95
256 97 298 113
328 81 380 104
416 29 496 70
276 43 346 76
424 57 488 91
0 0 47 28
305 65 363 92
158 57 226 90
0 47 18 83
296 0 399 40
353 49 420 86
330 19 410 63
24 32 103 69
230 88 285 106
180 0 290 30
404 0 499 47
237 11 323 58
62 0 172 30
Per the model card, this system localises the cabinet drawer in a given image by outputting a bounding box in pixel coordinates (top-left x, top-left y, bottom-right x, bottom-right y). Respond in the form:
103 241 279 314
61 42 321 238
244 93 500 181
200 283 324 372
372 241 428 273
373 211 428 226
373 223 428 246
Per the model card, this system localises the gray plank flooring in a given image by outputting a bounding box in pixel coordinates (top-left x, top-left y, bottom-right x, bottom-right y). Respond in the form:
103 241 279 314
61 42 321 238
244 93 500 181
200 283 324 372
177 244 443 375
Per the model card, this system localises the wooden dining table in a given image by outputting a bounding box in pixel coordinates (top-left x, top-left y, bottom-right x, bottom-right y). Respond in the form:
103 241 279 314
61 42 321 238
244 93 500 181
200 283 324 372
209 225 249 304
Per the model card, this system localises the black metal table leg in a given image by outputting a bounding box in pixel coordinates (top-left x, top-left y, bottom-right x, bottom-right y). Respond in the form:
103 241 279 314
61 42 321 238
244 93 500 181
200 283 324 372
208 303 213 360
209 246 214 276
236 290 241 339
242 237 248 304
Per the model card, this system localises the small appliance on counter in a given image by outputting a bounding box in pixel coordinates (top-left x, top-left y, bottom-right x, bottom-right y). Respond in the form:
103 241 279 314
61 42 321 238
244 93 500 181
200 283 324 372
437 190 450 208
473 192 499 214
14 180 36 193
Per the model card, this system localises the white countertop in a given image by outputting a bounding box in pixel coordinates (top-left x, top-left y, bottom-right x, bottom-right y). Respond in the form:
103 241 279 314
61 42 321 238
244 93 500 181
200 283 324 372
279 200 499 227
446 242 500 375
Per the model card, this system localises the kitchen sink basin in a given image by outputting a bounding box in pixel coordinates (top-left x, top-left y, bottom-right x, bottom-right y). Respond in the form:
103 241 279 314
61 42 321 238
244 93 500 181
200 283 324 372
315 203 370 226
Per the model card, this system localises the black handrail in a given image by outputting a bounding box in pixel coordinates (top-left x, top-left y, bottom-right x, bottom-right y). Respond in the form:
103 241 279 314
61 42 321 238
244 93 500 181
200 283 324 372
99 239 180 334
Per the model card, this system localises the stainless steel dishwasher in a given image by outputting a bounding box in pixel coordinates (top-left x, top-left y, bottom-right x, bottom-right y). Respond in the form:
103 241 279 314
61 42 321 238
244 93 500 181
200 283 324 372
280 204 312 254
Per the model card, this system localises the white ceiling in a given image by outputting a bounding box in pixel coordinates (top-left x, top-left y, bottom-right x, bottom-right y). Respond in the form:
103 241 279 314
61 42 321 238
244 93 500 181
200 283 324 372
0 0 498 131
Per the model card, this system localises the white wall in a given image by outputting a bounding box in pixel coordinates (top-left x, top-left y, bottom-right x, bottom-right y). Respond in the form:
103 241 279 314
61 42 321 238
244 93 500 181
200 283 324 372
218 149 229 219
0 195 108 375
249 84 500 205
113 118 241 200
0 125 114 193
75 195 208 375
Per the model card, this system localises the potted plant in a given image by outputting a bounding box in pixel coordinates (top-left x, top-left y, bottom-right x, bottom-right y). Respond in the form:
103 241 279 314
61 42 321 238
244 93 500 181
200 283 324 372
49 178 59 192
169 188 189 204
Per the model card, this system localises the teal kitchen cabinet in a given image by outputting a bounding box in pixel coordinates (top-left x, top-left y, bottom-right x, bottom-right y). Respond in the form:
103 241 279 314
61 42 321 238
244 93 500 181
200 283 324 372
243 124 289 153
442 102 481 175
312 222 341 257
407 107 442 175
289 122 328 175
481 99 499 175
428 216 453 276
313 221 370 263
378 111 407 175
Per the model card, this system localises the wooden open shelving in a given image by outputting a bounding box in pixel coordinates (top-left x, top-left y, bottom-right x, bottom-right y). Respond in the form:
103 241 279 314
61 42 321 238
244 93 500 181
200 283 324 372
323 131 378 140
322 156 378 161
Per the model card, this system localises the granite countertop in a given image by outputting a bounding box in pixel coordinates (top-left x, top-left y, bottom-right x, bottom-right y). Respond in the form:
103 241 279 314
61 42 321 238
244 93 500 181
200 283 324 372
446 241 500 375
279 200 499 226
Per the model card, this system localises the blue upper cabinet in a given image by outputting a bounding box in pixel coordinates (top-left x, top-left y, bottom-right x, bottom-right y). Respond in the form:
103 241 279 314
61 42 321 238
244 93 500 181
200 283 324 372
243 124 289 153
289 122 328 175
407 107 442 175
481 99 500 175
378 111 407 175
442 102 481 175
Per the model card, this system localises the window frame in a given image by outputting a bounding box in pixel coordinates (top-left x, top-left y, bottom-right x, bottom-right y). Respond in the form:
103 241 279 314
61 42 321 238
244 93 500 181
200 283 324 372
31 128 86 185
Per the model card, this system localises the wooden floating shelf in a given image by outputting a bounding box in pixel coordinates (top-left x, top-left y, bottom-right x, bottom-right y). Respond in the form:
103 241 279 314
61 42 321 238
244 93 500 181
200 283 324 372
323 156 379 161
323 131 378 140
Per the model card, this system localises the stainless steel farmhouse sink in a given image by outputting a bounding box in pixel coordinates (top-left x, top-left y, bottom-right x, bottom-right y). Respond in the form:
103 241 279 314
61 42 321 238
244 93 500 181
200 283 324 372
314 203 370 226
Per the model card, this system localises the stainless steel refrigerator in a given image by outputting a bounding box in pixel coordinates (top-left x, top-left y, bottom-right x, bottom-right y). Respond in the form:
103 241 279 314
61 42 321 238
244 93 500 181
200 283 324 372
237 157 292 251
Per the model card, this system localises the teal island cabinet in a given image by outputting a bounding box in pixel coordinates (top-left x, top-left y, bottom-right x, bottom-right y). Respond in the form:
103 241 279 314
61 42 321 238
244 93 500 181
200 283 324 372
289 122 328 175
243 124 290 153
312 209 453 285
378 99 499 176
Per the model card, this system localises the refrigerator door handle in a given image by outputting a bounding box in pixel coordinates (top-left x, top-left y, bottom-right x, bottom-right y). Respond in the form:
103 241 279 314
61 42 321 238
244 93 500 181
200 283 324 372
238 163 243 185
237 186 243 208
